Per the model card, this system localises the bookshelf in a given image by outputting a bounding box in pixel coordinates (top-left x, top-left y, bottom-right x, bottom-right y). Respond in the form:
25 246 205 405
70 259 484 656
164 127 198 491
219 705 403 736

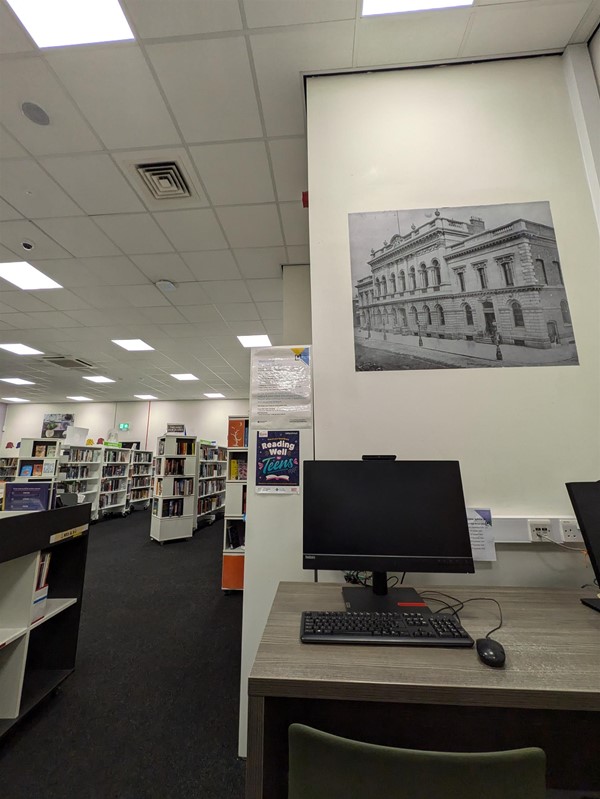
127 449 154 512
197 441 227 527
223 417 248 592
0 452 18 483
151 435 197 543
99 446 131 518
17 438 61 481
58 445 102 521
0 504 90 737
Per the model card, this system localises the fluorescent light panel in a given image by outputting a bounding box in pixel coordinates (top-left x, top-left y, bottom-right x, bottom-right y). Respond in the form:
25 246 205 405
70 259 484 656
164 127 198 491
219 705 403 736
2 397 29 402
362 0 472 13
112 339 154 351
204 393 225 399
0 343 43 355
67 396 93 401
0 377 35 385
135 394 157 400
237 335 272 348
0 262 61 290
83 375 115 383
6 0 135 48
170 374 198 381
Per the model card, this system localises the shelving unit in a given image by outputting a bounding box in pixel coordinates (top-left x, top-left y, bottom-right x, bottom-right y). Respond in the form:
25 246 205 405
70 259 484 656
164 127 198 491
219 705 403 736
16 438 61 482
197 441 227 527
0 452 18 483
127 449 153 512
99 446 131 518
151 435 197 543
223 417 248 592
0 503 90 738
57 445 102 521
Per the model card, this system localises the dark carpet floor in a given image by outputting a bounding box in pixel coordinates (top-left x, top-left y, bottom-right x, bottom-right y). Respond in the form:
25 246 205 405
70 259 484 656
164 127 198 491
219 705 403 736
0 511 245 799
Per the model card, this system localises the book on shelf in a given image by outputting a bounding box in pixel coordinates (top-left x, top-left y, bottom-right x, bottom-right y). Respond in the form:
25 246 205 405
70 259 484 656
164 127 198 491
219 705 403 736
226 520 246 549
34 444 46 457
36 551 52 589
19 464 33 476
32 463 44 477
42 459 56 476
227 419 247 448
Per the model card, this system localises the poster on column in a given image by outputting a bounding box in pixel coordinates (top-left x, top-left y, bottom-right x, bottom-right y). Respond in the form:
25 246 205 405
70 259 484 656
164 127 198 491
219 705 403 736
250 346 312 428
255 430 300 494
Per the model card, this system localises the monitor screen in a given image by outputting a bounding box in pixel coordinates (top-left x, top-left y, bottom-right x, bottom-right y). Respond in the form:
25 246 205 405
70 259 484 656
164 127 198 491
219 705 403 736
303 460 474 576
566 481 600 614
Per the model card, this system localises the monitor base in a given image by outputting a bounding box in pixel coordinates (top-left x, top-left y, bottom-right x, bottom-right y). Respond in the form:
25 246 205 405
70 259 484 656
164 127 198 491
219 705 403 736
581 597 600 613
342 586 429 613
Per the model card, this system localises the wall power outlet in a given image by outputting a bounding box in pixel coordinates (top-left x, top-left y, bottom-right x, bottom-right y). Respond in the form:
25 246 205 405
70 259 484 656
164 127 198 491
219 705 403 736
559 519 583 543
528 519 552 542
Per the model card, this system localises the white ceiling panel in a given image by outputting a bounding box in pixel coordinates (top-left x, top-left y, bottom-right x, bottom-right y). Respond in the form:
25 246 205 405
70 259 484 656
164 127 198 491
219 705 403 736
29 288 91 311
256 301 284 319
1 291 54 313
216 303 260 321
177 305 223 322
263 318 283 335
180 250 241 281
93 213 175 254
146 38 263 142
0 126 29 159
285 245 310 264
65 308 120 326
250 21 355 136
0 158 84 219
46 45 181 150
0 197 22 221
244 0 357 28
202 280 253 304
190 142 275 205
0 56 102 156
26 311 82 328
34 217 122 258
40 154 145 215
0 1 34 53
124 0 243 38
160 282 212 306
0 220 72 259
247 279 284 302
137 306 188 324
69 286 133 309
0 311 47 328
233 247 286 279
130 252 196 283
280 202 309 246
226 319 267 335
158 323 211 338
268 138 308 202
29 256 147 288
117 284 172 307
153 209 227 251
216 204 283 248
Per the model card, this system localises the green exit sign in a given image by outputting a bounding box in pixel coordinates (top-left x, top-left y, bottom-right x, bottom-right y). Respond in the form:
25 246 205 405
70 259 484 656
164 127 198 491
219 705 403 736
119 423 130 431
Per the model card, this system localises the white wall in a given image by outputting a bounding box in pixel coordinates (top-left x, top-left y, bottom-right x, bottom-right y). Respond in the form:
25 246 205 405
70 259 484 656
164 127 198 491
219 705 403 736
590 27 600 89
283 264 312 343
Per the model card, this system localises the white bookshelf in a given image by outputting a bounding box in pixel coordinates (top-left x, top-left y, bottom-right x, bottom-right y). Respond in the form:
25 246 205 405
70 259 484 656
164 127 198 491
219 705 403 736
16 438 61 482
223 417 248 591
0 451 18 483
58 444 102 521
99 446 131 518
127 449 153 511
197 441 227 526
151 435 197 543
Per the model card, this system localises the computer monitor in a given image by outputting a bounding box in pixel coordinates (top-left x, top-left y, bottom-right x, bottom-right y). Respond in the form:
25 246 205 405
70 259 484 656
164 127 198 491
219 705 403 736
566 481 600 614
303 459 474 612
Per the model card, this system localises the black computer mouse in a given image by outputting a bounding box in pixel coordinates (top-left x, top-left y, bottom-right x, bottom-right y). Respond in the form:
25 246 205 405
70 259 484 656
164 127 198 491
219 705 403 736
476 637 506 668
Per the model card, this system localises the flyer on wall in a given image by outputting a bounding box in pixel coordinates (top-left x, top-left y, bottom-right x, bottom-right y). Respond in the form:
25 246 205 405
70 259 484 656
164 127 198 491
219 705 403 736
255 430 300 494
250 346 312 429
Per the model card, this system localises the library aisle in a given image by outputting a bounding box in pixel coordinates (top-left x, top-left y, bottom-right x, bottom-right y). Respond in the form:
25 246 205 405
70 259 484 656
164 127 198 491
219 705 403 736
0 512 245 799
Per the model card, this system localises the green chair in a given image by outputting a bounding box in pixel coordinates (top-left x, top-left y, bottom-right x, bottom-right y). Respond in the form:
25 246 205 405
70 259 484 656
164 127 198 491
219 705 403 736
288 723 546 799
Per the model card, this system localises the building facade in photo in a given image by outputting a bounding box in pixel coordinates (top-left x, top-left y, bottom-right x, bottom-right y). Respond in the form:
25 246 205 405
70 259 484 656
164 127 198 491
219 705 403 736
355 212 574 350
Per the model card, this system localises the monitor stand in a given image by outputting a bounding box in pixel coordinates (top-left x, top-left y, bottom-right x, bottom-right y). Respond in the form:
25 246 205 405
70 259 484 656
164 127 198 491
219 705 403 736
342 572 429 613
581 597 600 613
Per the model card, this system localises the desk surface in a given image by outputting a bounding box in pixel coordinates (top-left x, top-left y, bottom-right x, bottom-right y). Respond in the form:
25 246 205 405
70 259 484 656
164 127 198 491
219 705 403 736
249 582 600 712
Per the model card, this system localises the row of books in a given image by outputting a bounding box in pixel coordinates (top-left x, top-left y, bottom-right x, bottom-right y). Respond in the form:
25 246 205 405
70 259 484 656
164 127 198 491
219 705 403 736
132 451 152 463
130 475 152 485
0 457 18 467
200 463 226 478
198 495 223 516
101 478 126 492
199 479 225 497
61 465 94 479
32 443 59 458
131 465 152 475
36 551 52 589
176 440 195 455
104 449 130 463
226 520 246 550
102 464 127 477
198 444 226 461
131 488 151 501
229 456 248 481
66 448 99 462
20 460 56 477
59 480 92 493
154 497 185 518
99 493 123 508
161 458 186 476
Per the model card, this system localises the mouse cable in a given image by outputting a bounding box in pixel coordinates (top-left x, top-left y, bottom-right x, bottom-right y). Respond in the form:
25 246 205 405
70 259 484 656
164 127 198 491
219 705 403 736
420 590 503 638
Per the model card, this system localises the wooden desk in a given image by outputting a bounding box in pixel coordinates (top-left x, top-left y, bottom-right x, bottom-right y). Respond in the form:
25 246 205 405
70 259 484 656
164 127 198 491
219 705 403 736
246 582 600 798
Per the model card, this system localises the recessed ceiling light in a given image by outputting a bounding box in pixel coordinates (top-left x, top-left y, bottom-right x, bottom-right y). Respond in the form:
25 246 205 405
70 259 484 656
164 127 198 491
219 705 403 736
2 397 29 403
134 394 157 400
83 375 115 383
170 373 198 381
0 377 35 385
0 262 61 290
237 335 272 348
66 396 93 402
0 343 43 355
362 0 473 14
204 393 225 399
112 339 154 351
6 0 135 48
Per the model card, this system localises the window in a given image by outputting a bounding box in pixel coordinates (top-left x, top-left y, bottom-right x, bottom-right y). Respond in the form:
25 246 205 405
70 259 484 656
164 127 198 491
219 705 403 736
464 303 473 326
409 267 416 291
390 273 396 294
501 262 514 287
381 276 387 296
561 300 571 325
424 305 432 325
511 301 524 327
457 271 465 292
553 260 563 285
399 271 406 292
536 258 548 285
399 307 407 327
432 260 441 286
419 264 428 288
437 304 445 326
410 305 418 326
476 266 487 289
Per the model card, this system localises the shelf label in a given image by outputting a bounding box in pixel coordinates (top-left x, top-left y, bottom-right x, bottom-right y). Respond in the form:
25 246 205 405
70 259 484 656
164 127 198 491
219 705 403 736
49 523 89 544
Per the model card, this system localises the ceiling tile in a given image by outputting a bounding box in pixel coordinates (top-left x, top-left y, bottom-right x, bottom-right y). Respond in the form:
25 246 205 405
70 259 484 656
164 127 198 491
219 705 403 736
40 154 145 215
215 303 260 321
250 22 355 136
138 306 188 324
124 0 243 38
216 204 283 248
162 282 212 306
256 301 284 319
0 126 29 159
280 202 309 246
226 319 267 335
34 218 122 258
65 308 115 326
69 286 133 309
26 311 82 328
247 278 284 302
1 291 53 313
263 318 283 335
46 45 181 150
234 246 286 278
201 280 253 304
153 209 227 251
130 253 196 283
29 288 91 311
180 250 241 281
93 213 174 254
0 159 84 219
268 138 307 202
244 0 356 27
0 197 22 222
0 2 35 54
118 284 172 307
285 245 310 264
146 38 263 142
0 311 47 329
0 56 102 156
190 142 275 205
177 305 223 322
0 220 72 259
158 323 211 338
30 255 148 288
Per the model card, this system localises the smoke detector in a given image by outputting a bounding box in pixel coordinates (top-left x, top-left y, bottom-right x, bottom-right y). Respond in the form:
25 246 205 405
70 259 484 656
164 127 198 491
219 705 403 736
155 279 177 293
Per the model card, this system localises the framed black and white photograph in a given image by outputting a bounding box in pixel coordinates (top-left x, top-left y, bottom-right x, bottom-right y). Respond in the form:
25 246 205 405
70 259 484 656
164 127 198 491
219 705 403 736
349 201 578 372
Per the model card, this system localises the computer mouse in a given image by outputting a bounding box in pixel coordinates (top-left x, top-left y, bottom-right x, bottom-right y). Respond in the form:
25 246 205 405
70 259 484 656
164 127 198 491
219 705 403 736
476 637 506 668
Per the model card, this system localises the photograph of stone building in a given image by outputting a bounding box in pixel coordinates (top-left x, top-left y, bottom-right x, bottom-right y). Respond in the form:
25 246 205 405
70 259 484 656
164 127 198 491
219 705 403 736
349 202 578 371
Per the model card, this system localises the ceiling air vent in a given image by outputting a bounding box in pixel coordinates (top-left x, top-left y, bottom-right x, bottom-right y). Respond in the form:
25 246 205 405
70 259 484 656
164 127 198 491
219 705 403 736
42 356 94 369
136 161 191 200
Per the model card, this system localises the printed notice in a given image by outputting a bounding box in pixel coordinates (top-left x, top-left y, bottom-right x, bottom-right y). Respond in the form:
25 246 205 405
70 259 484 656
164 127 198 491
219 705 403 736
255 431 300 494
467 508 496 562
250 346 312 428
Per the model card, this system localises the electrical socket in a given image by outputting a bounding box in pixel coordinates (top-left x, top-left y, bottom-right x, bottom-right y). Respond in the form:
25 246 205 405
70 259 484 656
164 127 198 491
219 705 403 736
528 519 552 542
559 519 583 543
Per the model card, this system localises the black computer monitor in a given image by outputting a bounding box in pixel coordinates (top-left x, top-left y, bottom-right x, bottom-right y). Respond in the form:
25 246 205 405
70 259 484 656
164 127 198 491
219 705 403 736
303 459 474 612
566 481 600 614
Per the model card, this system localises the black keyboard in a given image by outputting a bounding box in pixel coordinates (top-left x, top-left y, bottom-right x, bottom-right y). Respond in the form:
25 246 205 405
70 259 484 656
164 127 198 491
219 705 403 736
301 610 474 647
